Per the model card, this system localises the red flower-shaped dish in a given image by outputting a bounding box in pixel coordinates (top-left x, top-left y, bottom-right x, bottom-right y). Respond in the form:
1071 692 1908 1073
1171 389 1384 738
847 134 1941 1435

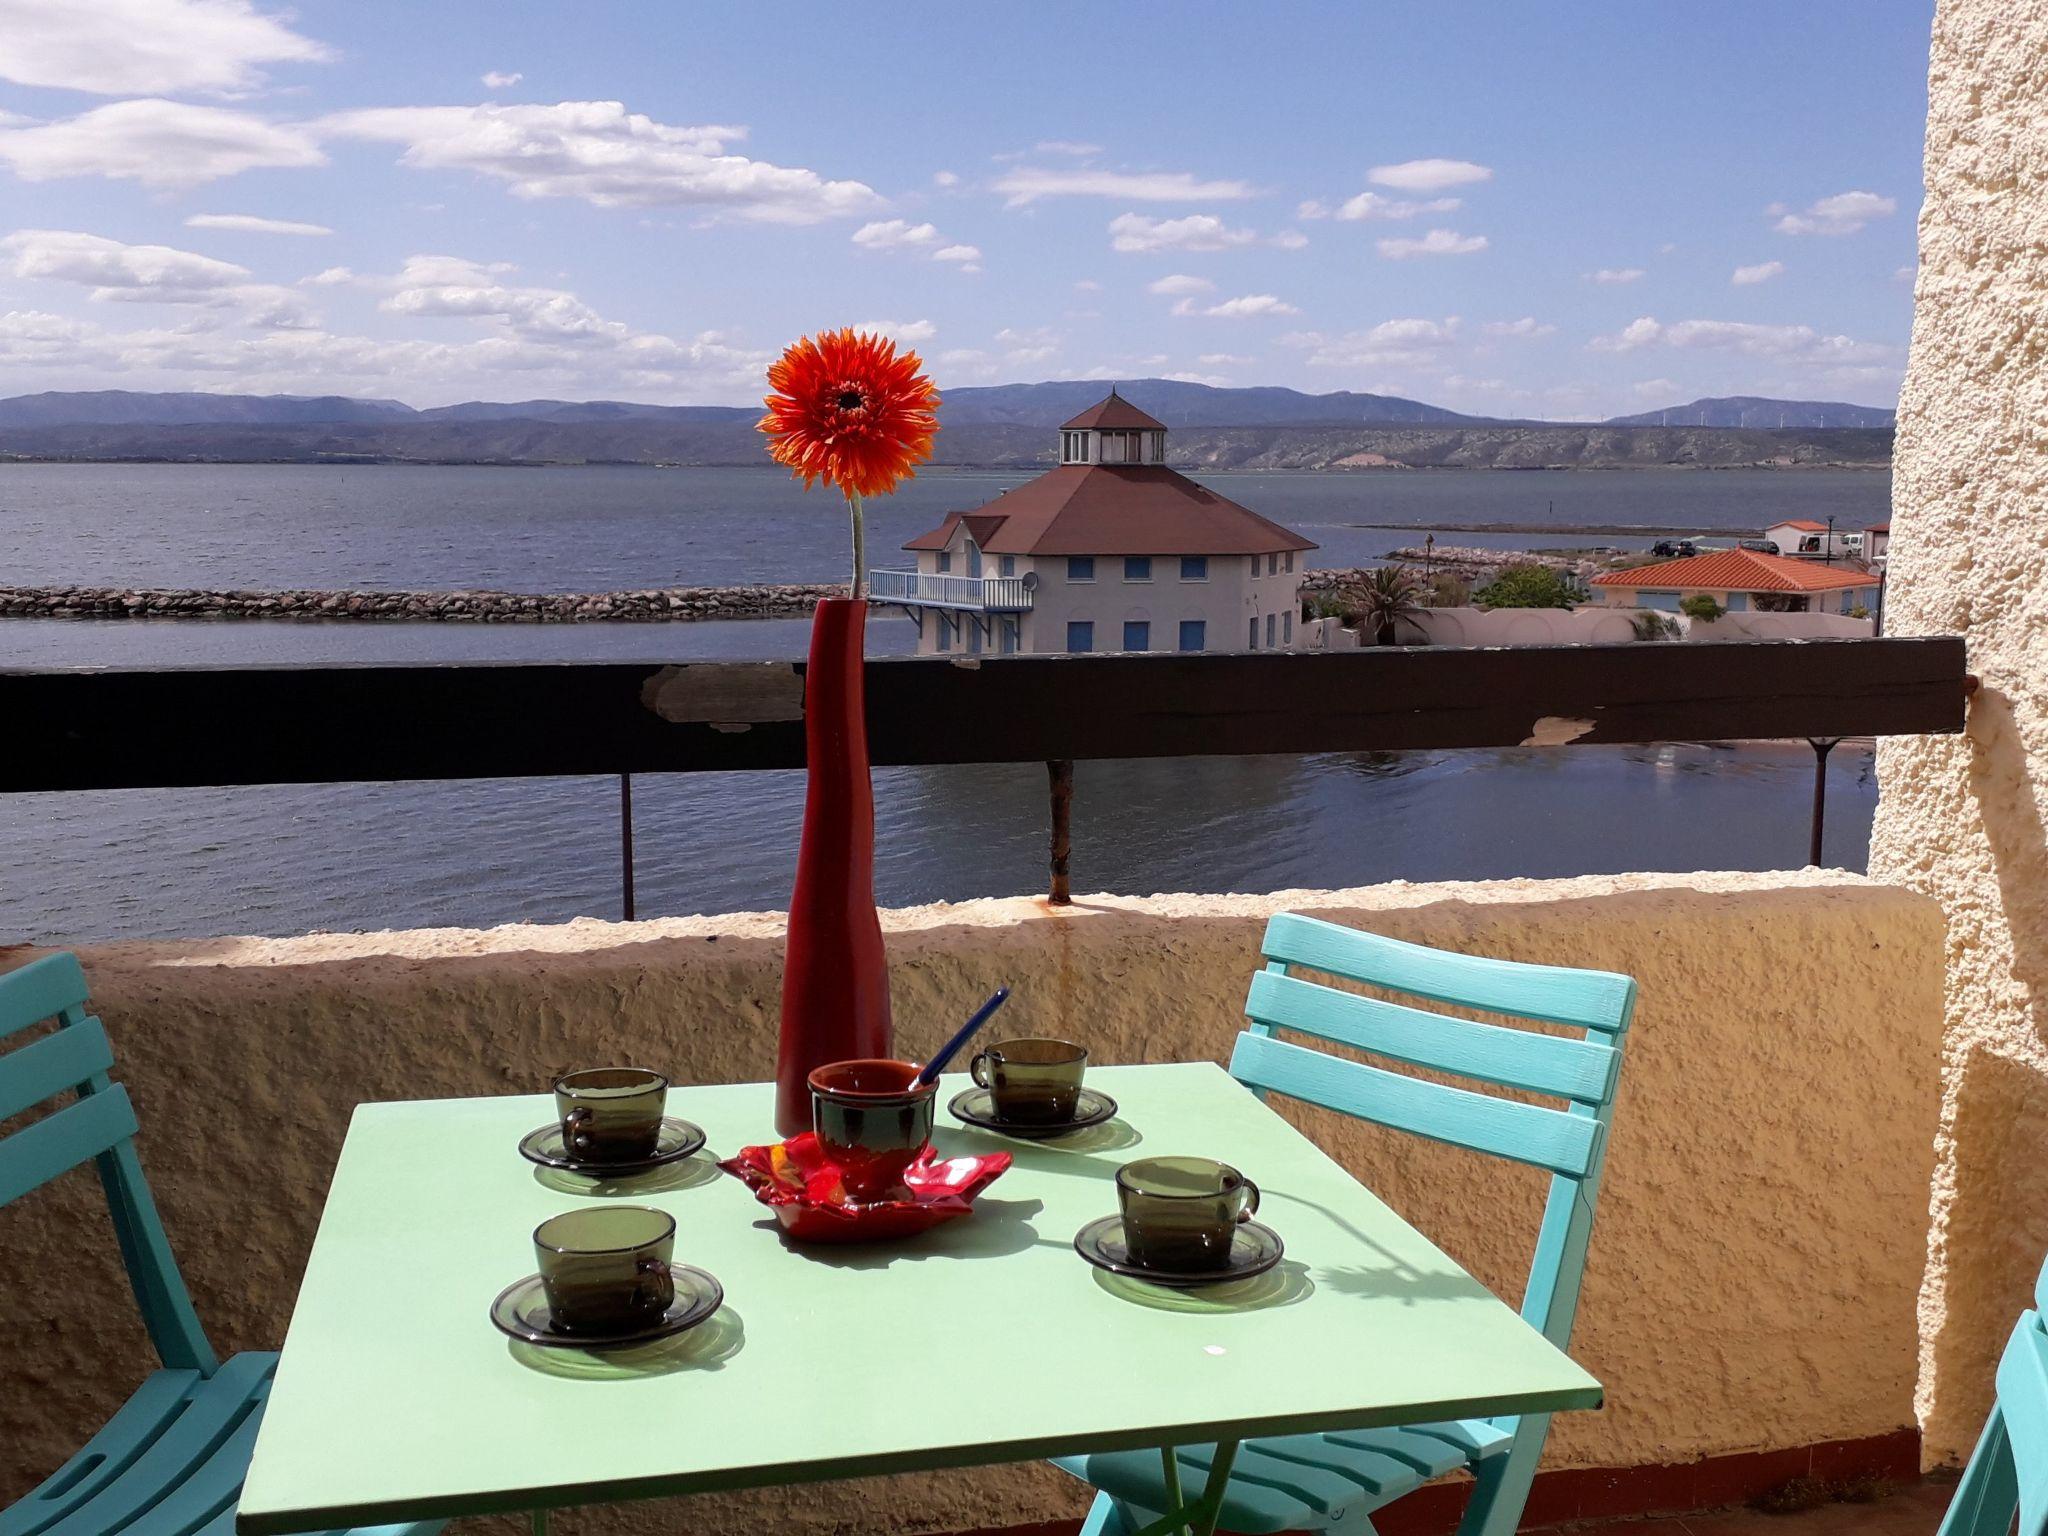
718 1133 1012 1243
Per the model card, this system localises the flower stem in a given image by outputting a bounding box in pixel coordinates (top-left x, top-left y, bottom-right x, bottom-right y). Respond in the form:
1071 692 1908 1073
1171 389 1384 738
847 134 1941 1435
847 490 866 600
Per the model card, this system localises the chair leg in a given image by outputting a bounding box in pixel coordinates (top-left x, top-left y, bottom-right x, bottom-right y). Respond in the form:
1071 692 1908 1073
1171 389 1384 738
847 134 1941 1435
1455 1416 1548 1536
1079 1491 1133 1536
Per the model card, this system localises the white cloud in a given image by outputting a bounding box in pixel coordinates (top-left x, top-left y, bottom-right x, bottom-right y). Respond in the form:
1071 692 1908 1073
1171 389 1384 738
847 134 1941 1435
1148 273 1215 296
1033 140 1102 156
1109 212 1257 253
852 220 979 270
1269 229 1308 250
1589 314 1898 367
1378 228 1488 259
304 266 356 286
4 229 250 296
0 99 324 186
1587 267 1646 285
0 303 770 402
1335 191 1461 221
1283 317 1461 369
0 0 329 94
1367 158 1493 192
1588 316 1666 352
319 101 883 222
852 318 936 344
381 254 634 342
1187 294 1299 319
932 169 959 187
1631 377 1683 399
481 70 523 89
1198 352 1252 366
1296 199 1330 220
1072 278 1102 292
185 213 332 237
2 228 317 328
852 219 940 250
1773 190 1897 236
1731 260 1785 285
1893 264 1916 283
1482 316 1556 338
995 166 1253 205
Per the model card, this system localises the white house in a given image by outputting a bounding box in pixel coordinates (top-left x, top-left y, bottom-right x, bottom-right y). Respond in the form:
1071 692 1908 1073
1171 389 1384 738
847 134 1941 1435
1763 519 1858 560
1591 547 1880 615
1864 521 1891 566
870 391 1317 655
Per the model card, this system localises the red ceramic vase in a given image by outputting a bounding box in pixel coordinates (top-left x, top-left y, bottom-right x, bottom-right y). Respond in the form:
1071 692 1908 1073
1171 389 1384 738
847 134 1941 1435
775 597 893 1134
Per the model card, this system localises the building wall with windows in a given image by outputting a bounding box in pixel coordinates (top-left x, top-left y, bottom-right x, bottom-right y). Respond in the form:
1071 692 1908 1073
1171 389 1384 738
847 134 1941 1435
909 533 1304 655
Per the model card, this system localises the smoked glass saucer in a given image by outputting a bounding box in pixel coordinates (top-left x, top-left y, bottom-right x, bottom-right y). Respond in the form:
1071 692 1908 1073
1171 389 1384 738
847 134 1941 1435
489 1264 723 1349
517 1116 707 1177
1072 1214 1284 1288
948 1086 1119 1140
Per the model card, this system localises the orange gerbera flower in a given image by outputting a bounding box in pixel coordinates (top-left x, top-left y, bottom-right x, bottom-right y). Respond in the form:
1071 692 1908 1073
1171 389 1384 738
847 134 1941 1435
758 328 941 501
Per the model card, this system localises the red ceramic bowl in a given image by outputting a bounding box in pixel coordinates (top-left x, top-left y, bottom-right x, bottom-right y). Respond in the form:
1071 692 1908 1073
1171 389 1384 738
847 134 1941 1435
808 1058 937 1197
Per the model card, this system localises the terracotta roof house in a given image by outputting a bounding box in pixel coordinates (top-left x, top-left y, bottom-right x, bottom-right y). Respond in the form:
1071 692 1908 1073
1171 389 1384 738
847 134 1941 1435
871 391 1317 656
1592 548 1881 616
1864 522 1892 564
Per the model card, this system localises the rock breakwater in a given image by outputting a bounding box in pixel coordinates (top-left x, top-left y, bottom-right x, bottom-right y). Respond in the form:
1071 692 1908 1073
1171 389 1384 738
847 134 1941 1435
0 582 847 622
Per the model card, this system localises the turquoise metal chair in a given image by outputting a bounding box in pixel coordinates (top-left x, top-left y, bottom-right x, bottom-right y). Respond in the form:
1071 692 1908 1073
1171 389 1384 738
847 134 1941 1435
0 952 439 1536
1055 913 1636 1536
1937 1253 2048 1536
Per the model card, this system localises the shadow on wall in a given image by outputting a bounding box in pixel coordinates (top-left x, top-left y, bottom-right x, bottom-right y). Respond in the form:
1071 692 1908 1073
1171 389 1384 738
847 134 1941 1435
1922 685 2048 1457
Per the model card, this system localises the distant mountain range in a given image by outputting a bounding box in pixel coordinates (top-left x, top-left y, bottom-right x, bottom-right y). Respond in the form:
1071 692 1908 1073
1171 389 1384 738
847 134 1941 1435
1604 395 1895 429
0 383 1894 469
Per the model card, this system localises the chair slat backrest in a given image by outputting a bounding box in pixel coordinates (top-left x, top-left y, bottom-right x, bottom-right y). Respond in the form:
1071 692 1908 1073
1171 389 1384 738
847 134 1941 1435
1231 912 1636 1357
1941 1254 2048 1536
0 952 216 1374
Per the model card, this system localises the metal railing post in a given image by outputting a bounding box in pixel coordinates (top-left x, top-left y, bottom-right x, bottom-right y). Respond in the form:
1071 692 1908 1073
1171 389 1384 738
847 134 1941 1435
620 771 637 921
1047 760 1073 905
1806 737 1841 867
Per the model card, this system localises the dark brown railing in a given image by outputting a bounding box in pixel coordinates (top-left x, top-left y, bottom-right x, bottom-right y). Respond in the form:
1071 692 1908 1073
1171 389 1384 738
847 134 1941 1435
1 637 1970 916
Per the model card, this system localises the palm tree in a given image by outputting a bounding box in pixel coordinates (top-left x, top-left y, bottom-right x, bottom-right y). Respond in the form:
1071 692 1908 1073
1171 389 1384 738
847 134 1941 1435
1345 563 1426 646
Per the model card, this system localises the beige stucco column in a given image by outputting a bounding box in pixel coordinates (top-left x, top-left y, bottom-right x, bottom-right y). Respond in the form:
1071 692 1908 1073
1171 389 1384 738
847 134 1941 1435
1869 0 2048 1466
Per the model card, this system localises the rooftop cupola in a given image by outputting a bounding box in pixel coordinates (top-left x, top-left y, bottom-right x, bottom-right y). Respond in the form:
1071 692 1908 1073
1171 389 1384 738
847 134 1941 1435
1058 386 1168 467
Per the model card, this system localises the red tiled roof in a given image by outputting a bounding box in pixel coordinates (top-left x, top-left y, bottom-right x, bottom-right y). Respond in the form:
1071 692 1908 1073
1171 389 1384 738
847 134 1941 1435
1866 521 1890 533
1771 519 1829 532
904 465 1316 556
1062 394 1166 430
1592 548 1875 593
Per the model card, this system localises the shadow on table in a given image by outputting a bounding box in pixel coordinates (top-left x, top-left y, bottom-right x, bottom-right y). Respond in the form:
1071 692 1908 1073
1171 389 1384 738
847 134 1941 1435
1092 1258 1316 1313
1312 1258 1486 1307
507 1306 746 1379
763 1194 1056 1269
934 1118 1141 1168
530 1154 723 1199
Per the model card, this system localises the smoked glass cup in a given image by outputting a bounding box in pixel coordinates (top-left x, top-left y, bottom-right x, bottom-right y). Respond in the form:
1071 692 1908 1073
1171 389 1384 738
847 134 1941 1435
969 1037 1088 1125
1115 1155 1260 1272
553 1067 669 1163
532 1205 675 1335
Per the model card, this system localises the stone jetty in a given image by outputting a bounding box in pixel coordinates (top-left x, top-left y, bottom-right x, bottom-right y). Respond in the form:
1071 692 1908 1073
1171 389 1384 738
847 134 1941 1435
0 582 846 622
3 559 1614 625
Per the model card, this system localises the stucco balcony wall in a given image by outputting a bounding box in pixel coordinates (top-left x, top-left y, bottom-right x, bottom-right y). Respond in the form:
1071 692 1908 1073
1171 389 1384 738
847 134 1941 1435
1 870 1941 1536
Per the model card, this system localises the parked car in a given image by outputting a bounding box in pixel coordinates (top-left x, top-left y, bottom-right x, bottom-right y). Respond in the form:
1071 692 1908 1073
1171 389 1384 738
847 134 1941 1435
1739 538 1780 554
1651 539 1699 558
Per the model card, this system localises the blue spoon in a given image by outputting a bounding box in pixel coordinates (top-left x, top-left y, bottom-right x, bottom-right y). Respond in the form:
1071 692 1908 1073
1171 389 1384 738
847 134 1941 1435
913 988 1011 1089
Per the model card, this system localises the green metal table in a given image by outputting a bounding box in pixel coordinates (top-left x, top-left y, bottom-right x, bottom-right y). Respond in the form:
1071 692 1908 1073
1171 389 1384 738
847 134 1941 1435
237 1062 1600 1535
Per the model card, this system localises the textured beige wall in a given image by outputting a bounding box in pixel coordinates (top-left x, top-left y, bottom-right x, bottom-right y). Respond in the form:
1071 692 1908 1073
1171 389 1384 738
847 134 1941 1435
1868 0 2048 1468
1 871 1941 1532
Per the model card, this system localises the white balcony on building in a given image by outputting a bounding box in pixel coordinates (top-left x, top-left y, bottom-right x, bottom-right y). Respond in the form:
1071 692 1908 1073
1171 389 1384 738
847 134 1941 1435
867 569 1034 612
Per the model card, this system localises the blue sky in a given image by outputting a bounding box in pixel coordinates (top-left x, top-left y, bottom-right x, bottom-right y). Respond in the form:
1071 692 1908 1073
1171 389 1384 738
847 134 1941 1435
0 0 1931 416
